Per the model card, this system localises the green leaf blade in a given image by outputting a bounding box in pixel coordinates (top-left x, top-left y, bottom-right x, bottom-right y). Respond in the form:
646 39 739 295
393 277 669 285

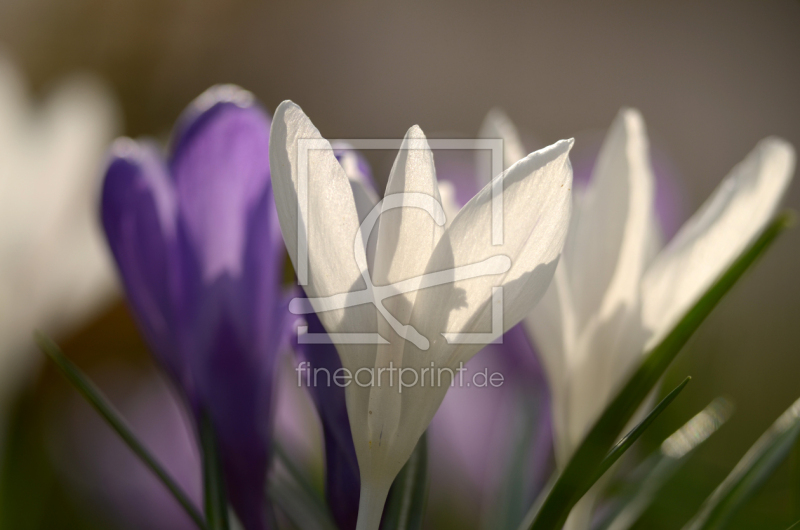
581 376 691 500
597 397 734 530
683 397 800 530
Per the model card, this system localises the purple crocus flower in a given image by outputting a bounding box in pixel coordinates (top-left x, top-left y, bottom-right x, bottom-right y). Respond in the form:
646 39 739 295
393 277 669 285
101 85 287 530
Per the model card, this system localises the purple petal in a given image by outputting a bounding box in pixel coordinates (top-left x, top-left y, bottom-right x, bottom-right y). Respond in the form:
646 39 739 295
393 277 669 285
170 85 272 282
188 187 287 530
242 185 288 352
296 310 360 530
195 314 272 530
102 87 286 530
101 140 184 380
494 324 554 493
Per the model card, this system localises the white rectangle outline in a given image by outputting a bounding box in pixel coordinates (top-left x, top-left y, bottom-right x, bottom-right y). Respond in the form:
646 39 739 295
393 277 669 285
295 137 505 345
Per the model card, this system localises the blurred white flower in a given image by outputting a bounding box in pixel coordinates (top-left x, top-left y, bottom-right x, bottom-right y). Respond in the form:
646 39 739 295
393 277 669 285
524 108 795 529
0 50 120 417
270 101 574 530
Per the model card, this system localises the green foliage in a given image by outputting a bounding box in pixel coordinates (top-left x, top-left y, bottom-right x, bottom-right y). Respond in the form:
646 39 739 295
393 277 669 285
597 398 734 530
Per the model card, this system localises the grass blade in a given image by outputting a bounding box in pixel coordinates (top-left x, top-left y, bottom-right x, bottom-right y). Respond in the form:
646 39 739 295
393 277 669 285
382 432 429 530
525 212 792 530
682 396 800 530
580 377 691 500
270 441 337 530
598 398 733 530
35 331 208 530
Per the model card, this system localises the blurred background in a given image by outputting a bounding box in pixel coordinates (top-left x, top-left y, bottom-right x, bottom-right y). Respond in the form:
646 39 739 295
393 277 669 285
0 1 798 528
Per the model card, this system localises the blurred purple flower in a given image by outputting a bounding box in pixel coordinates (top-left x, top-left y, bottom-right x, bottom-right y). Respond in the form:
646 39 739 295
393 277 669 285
295 310 361 530
428 324 553 522
101 85 287 530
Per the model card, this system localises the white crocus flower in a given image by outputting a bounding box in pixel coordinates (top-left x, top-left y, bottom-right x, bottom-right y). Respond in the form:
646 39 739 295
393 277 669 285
0 52 120 422
270 101 574 530
523 108 795 529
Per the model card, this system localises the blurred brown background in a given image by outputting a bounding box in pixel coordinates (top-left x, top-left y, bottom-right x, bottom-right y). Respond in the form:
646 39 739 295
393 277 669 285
1 1 798 528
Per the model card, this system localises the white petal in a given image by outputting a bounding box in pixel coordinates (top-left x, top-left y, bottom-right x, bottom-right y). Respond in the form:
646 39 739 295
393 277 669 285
437 179 462 229
373 125 444 307
355 138 574 506
524 264 576 464
414 138 574 368
350 176 380 251
642 137 795 346
269 101 378 343
366 126 445 480
528 110 660 466
332 142 380 269
330 140 379 226
565 108 656 334
270 104 383 503
479 108 527 181
270 101 364 301
35 76 121 323
0 64 120 414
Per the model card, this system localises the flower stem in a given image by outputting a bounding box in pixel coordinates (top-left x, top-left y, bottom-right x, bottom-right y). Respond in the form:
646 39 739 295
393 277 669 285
355 479 392 530
200 414 230 530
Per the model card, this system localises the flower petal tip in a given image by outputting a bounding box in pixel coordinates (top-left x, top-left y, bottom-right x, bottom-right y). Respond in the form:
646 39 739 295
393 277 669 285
759 136 796 167
192 84 255 112
275 99 301 117
109 137 141 160
406 124 426 139
547 137 575 156
618 106 644 123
